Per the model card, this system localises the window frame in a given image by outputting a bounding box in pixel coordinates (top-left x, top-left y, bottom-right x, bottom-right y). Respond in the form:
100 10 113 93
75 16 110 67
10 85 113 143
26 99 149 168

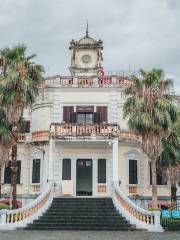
129 159 138 185
32 159 41 184
4 160 21 184
62 158 71 180
98 159 106 184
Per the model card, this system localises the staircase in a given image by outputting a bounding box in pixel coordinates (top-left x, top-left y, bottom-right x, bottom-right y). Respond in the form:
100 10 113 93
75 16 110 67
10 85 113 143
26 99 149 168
25 197 136 230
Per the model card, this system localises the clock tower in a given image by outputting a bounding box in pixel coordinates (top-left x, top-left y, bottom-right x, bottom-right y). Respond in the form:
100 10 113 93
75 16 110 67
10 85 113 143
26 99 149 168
69 27 103 76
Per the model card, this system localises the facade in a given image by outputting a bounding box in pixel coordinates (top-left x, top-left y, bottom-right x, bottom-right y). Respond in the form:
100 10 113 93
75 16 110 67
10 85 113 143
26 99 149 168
1 31 171 208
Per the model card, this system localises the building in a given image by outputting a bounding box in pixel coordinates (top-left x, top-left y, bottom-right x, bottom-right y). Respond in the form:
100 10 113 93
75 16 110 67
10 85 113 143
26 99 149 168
1 29 171 208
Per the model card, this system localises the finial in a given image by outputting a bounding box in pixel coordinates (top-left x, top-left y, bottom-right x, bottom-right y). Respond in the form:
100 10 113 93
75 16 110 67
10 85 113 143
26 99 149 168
86 20 89 36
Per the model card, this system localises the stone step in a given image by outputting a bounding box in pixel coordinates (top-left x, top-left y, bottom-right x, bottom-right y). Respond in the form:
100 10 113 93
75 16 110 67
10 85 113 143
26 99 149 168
25 197 135 231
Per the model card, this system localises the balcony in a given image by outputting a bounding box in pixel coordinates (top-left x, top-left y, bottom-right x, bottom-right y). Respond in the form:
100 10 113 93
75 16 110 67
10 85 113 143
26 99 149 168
32 131 49 142
41 75 132 88
50 123 142 143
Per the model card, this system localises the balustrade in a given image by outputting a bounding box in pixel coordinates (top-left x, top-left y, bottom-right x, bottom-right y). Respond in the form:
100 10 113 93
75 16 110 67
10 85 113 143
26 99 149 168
32 131 49 141
129 186 138 194
50 123 141 143
39 76 132 88
112 182 163 232
0 182 53 230
18 134 26 142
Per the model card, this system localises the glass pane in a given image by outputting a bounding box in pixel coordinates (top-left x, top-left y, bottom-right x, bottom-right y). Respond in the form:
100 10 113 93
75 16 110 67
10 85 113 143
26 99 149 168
77 113 85 124
86 113 93 124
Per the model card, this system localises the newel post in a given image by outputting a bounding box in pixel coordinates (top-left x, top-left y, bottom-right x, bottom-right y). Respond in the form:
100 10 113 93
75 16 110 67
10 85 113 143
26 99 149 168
154 211 162 229
0 210 7 225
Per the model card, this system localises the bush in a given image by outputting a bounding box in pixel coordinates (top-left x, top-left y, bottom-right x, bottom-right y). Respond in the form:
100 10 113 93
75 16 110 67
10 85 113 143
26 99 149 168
0 204 10 210
148 207 162 212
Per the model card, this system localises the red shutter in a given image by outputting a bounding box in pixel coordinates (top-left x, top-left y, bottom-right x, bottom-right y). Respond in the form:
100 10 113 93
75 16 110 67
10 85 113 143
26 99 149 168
63 106 74 123
96 106 107 123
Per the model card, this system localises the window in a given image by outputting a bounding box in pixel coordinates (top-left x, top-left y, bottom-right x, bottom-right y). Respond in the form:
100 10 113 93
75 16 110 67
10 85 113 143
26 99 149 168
77 113 93 124
4 161 21 184
19 120 30 133
129 159 138 184
62 159 71 180
98 159 106 183
149 162 167 185
32 159 41 183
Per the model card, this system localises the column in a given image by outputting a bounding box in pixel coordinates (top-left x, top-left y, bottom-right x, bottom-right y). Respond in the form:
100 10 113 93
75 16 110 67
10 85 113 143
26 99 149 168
48 137 54 182
113 138 119 182
71 158 77 196
93 159 98 196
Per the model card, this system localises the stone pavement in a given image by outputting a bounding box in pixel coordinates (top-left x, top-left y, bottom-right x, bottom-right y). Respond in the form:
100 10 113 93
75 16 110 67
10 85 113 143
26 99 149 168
0 231 179 240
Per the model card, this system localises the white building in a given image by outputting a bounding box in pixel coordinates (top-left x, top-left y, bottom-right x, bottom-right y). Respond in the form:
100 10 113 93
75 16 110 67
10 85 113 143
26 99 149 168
1 30 171 208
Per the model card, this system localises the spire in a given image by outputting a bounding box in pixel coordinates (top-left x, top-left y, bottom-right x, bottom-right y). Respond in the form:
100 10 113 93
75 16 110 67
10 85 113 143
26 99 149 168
86 20 89 37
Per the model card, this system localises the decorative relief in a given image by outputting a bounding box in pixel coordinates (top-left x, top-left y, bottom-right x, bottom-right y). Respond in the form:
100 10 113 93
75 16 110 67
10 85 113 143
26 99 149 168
98 184 106 193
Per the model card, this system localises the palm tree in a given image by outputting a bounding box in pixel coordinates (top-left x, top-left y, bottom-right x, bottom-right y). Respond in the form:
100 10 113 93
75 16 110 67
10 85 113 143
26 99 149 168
0 109 11 198
158 108 180 203
123 69 177 208
0 44 44 208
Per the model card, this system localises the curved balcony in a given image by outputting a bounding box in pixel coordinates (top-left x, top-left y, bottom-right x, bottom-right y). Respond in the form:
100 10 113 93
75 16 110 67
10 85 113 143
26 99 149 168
32 131 49 142
50 123 141 143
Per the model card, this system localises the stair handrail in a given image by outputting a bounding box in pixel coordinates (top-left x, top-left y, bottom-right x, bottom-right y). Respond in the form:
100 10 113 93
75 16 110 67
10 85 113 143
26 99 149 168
112 181 163 232
0 181 54 230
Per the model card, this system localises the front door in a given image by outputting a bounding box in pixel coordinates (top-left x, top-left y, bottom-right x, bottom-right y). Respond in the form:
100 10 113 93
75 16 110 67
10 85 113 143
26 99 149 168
76 159 92 196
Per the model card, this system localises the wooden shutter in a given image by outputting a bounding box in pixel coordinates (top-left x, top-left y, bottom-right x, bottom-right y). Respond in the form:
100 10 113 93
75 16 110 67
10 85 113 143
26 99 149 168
32 159 41 183
70 112 77 124
129 160 137 184
62 159 71 180
98 159 106 183
94 112 100 124
63 106 74 123
96 106 107 123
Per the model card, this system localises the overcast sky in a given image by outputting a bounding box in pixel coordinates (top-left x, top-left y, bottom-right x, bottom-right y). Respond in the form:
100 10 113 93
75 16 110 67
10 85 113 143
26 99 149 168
0 0 179 93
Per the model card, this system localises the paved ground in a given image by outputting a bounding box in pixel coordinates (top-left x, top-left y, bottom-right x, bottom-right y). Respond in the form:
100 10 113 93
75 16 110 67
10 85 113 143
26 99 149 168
0 231 179 240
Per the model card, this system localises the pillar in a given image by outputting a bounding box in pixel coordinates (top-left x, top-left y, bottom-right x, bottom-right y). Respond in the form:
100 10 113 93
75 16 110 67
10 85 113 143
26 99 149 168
93 159 98 196
71 158 77 196
113 138 119 182
48 137 54 182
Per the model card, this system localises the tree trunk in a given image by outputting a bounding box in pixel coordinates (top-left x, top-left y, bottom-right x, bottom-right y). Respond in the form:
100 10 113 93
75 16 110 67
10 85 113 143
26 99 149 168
171 184 177 204
0 165 1 198
151 160 158 208
10 124 18 209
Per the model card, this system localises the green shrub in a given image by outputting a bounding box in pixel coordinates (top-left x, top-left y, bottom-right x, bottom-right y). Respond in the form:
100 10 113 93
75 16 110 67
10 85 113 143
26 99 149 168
148 207 162 212
0 204 10 210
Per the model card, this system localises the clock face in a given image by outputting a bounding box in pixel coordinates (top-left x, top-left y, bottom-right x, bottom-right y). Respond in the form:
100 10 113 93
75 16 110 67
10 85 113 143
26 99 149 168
81 54 91 63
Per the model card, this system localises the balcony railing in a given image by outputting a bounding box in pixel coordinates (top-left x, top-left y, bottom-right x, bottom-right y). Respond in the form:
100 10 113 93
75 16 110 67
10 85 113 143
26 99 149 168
50 123 141 142
18 133 26 142
50 123 118 138
32 131 49 141
40 76 132 88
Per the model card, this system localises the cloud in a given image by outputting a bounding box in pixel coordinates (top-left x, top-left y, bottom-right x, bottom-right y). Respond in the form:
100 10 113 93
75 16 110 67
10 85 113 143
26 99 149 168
0 0 179 93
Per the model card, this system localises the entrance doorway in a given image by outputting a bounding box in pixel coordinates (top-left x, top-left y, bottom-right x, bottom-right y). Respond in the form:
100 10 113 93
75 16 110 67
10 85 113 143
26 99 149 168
76 159 92 196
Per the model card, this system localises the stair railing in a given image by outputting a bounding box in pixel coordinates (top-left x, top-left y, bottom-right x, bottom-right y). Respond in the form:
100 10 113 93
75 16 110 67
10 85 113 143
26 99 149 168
112 181 163 232
0 181 54 230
